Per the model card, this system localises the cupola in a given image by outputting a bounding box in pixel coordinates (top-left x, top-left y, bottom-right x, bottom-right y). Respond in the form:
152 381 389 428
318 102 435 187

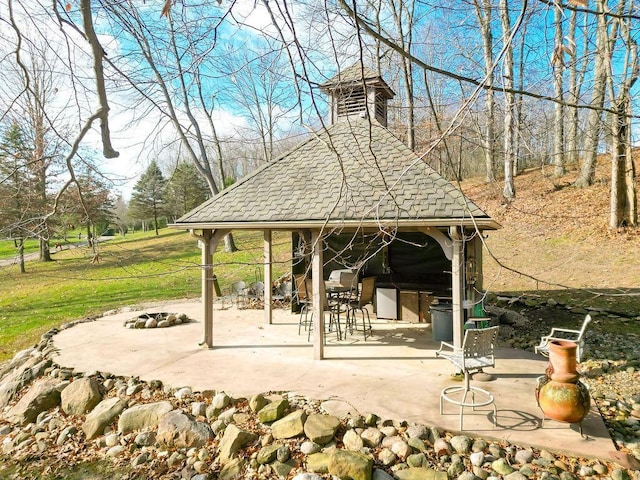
320 63 395 127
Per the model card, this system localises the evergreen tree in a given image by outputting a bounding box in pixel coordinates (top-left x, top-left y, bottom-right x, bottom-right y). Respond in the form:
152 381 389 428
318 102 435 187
62 172 115 246
128 161 167 236
165 162 210 221
0 123 34 273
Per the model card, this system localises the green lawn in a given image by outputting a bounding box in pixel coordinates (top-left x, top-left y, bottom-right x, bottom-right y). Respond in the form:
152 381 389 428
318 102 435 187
0 229 291 362
0 238 40 258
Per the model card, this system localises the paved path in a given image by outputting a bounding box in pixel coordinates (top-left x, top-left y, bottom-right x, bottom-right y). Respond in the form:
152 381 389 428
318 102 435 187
0 236 113 267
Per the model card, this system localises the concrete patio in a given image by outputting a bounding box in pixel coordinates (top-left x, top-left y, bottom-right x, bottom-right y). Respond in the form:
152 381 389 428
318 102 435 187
52 301 617 462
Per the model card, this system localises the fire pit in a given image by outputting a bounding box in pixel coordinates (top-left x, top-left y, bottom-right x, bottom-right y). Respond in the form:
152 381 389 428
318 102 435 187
124 312 191 329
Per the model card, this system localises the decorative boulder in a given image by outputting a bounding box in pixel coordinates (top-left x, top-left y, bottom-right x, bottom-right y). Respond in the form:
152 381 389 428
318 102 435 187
156 410 213 448
61 377 102 415
271 409 306 439
5 378 61 426
82 397 127 440
118 401 173 434
303 414 340 445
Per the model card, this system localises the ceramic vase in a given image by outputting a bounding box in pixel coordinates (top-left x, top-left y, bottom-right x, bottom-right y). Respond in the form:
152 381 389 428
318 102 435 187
536 340 590 424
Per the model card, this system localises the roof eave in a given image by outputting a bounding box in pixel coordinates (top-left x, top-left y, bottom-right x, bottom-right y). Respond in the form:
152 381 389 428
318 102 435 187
169 218 501 231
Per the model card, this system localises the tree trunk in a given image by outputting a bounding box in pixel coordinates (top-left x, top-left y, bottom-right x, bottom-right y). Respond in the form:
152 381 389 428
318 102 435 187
153 205 159 236
500 0 516 201
474 0 496 183
566 9 582 168
552 3 565 177
575 0 607 188
18 238 25 274
39 236 52 262
610 89 637 228
224 233 238 253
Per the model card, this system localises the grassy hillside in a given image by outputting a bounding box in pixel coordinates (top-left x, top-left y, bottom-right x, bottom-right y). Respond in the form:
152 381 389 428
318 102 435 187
0 229 291 362
463 156 640 316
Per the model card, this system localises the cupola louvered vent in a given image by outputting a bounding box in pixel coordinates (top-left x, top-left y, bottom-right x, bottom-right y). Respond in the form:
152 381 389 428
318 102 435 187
320 63 395 127
337 89 366 118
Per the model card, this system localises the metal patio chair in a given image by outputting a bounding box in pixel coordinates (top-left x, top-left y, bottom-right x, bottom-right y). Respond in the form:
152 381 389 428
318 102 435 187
218 280 246 310
436 326 500 430
535 314 591 362
345 276 376 340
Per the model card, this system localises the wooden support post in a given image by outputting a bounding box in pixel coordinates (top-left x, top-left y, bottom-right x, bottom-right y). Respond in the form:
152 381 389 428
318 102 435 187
191 229 228 348
264 230 273 325
450 226 465 349
201 230 214 348
311 230 325 360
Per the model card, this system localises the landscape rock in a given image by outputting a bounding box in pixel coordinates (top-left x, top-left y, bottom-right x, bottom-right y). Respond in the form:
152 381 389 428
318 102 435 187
145 318 157 328
219 457 245 480
118 400 173 434
450 435 472 454
0 355 47 409
60 377 102 415
406 424 429 440
134 431 156 446
306 452 330 473
106 445 125 457
271 409 306 439
174 386 192 399
250 393 269 413
515 449 534 465
372 469 396 480
257 443 282 464
390 439 411 459
470 451 485 466
156 410 213 448
303 414 340 445
191 401 207 417
361 427 384 447
328 449 373 480
292 474 324 480
218 424 258 465
258 398 288 423
300 441 321 455
343 428 365 451
377 448 396 466
272 459 295 477
82 396 127 440
5 377 61 425
395 467 448 480
434 437 451 456
492 458 515 475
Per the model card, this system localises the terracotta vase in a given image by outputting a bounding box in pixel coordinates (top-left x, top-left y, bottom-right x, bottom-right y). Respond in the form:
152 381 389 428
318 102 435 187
536 339 590 424
536 376 590 424
546 339 579 383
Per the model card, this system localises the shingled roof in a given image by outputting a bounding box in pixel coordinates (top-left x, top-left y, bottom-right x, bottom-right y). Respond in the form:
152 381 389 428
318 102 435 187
320 64 395 99
172 117 498 231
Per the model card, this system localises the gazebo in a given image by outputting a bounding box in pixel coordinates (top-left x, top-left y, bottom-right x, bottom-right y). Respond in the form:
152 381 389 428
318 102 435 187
170 64 500 359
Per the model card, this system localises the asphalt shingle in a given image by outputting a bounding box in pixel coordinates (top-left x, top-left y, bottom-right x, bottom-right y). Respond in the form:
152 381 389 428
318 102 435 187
175 117 495 228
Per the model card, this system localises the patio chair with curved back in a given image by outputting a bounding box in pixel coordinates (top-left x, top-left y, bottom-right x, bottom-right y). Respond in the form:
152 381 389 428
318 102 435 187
535 314 591 362
219 280 246 310
295 274 312 334
306 292 344 342
346 276 375 340
435 326 500 430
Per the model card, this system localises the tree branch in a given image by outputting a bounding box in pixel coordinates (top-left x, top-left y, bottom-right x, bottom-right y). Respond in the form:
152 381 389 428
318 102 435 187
80 0 119 159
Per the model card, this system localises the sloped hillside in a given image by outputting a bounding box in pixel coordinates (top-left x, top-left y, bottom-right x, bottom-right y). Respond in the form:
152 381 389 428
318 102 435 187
462 156 640 298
